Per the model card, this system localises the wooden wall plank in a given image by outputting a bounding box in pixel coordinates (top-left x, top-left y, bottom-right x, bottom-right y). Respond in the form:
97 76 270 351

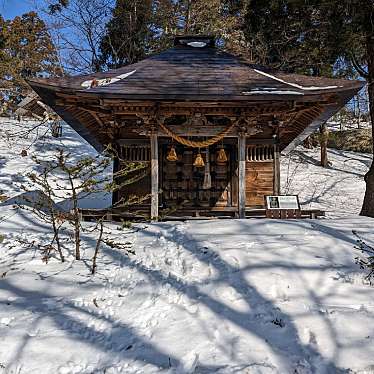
245 159 274 208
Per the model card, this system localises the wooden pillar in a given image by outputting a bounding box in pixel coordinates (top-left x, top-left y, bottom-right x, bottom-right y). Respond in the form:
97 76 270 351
273 143 280 195
150 132 159 220
238 134 246 219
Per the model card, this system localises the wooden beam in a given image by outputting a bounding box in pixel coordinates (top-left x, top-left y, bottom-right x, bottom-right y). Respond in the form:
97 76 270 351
246 138 277 145
238 134 246 219
136 126 238 137
89 110 105 128
150 132 159 220
273 144 280 195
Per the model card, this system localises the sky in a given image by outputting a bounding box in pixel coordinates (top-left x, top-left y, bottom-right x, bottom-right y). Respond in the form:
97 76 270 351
0 0 38 20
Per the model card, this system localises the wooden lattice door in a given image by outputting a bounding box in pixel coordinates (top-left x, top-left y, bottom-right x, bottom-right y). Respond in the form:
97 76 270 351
161 144 233 210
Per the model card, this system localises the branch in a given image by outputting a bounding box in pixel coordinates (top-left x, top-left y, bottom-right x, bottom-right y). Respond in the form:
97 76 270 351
350 52 369 79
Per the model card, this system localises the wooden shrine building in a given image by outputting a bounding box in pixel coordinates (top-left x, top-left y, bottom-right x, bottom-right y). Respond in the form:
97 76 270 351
28 36 364 219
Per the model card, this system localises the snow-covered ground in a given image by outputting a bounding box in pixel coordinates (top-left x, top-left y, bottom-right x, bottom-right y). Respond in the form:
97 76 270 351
0 118 112 209
1 210 374 373
1 118 374 373
281 147 371 217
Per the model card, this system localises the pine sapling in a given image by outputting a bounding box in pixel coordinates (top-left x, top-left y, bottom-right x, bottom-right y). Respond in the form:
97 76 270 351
54 149 111 260
21 159 66 262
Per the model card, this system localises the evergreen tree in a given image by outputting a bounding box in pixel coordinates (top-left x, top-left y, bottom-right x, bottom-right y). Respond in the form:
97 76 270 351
243 0 374 217
98 0 248 69
176 0 245 56
99 0 153 69
243 1 339 75
0 12 62 110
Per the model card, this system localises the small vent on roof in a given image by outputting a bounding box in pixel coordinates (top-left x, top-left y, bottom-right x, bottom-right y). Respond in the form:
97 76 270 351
187 41 207 48
174 35 215 48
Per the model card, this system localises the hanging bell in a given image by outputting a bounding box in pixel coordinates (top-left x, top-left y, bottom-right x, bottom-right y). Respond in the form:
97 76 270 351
193 153 205 168
217 147 228 163
166 146 178 162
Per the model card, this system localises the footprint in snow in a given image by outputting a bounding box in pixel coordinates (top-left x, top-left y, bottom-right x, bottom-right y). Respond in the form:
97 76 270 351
105 307 115 318
3 363 23 374
270 284 289 302
184 299 199 315
73 298 84 307
245 242 256 249
58 363 84 374
175 352 199 374
225 255 240 271
26 328 39 337
301 327 318 350
0 317 15 326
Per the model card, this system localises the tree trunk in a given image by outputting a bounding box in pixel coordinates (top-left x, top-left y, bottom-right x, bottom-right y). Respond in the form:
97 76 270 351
91 220 104 274
51 215 64 262
360 35 374 217
74 214 81 260
319 123 328 167
68 176 81 260
184 0 191 33
360 80 374 216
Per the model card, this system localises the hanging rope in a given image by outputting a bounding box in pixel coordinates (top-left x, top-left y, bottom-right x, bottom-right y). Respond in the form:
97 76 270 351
158 121 236 148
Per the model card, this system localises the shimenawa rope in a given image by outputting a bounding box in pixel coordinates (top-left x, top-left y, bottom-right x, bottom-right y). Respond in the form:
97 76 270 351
158 121 235 148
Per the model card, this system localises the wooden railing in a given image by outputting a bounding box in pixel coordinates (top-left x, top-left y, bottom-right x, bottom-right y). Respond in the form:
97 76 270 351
247 145 274 162
119 145 151 162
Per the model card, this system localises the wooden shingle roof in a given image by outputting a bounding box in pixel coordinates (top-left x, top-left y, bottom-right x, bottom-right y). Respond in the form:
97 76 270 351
28 36 365 152
30 38 363 101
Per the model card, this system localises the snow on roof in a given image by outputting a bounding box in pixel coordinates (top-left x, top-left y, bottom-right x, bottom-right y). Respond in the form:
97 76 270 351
242 90 304 95
81 70 136 89
254 69 340 91
16 93 49 119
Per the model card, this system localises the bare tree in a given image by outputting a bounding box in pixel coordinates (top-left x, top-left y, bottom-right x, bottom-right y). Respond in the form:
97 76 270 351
38 0 113 73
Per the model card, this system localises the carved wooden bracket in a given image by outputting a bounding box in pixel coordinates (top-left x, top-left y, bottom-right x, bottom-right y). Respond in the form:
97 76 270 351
136 110 161 134
133 112 267 138
234 116 263 137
